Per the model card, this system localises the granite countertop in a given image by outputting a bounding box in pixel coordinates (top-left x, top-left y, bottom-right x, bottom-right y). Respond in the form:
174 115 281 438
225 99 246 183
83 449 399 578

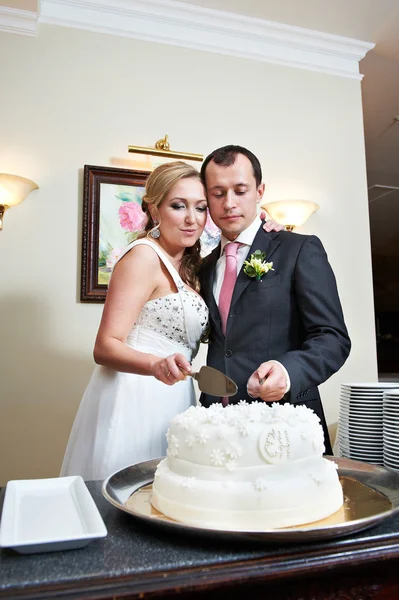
1 481 399 599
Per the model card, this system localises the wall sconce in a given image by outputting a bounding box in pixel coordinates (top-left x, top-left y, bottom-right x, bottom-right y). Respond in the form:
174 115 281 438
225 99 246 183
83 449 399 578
261 199 320 231
0 173 39 230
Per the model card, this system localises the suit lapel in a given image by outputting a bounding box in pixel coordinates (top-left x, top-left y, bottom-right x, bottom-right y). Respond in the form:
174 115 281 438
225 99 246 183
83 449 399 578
231 227 281 309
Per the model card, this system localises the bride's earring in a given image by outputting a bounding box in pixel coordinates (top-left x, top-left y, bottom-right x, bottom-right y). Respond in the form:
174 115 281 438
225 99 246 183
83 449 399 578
149 221 160 239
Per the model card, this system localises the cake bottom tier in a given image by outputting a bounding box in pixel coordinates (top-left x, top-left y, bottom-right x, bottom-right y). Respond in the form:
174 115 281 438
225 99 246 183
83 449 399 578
151 458 343 531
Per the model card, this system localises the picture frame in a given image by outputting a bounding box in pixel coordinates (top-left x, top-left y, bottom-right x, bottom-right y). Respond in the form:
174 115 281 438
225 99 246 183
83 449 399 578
81 165 150 302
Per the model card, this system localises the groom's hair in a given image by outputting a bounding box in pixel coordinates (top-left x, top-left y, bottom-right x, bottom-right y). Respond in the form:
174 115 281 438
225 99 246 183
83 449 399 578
200 145 262 187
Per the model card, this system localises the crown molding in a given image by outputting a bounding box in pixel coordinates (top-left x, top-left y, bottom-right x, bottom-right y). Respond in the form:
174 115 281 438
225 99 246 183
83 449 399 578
23 0 374 79
0 6 37 36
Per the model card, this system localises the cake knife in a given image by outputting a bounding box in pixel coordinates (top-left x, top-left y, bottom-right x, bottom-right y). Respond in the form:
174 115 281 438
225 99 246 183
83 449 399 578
185 366 238 397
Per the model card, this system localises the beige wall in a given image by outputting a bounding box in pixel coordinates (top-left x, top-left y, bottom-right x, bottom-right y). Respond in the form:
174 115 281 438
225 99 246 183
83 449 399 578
0 24 377 485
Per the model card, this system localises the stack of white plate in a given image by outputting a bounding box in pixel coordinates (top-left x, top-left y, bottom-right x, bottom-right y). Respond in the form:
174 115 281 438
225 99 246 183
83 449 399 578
383 389 399 471
338 383 399 465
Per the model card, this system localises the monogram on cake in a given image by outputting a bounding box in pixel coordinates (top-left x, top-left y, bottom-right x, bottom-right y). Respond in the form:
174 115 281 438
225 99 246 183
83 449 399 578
150 401 343 530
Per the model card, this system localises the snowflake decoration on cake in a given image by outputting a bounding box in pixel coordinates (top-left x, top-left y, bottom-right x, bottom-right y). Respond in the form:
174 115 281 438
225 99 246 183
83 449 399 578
180 415 195 430
181 477 195 489
237 423 250 437
196 406 209 423
196 430 209 445
227 416 240 429
167 434 179 457
226 443 242 460
207 403 224 417
208 408 225 425
154 459 168 477
210 448 225 466
175 406 199 430
253 477 268 491
185 435 195 448
209 414 225 426
225 459 238 472
271 402 307 426
172 413 185 426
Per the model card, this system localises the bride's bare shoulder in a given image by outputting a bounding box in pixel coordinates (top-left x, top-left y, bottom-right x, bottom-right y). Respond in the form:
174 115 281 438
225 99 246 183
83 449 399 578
115 242 162 273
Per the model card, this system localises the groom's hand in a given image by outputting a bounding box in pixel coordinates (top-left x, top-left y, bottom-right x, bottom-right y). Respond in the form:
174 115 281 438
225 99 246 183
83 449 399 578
247 361 287 402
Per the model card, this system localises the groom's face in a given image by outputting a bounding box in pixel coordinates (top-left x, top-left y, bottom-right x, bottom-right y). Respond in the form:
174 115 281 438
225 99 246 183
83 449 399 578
204 154 265 241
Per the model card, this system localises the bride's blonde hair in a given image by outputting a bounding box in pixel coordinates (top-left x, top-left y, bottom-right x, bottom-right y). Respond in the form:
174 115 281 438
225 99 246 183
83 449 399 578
140 161 204 292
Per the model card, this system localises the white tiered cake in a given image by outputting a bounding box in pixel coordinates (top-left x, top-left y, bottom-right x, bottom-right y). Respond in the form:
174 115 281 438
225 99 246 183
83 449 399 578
151 402 343 530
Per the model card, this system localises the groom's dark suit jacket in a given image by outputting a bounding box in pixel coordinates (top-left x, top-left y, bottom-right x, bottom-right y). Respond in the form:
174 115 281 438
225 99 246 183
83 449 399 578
199 226 351 454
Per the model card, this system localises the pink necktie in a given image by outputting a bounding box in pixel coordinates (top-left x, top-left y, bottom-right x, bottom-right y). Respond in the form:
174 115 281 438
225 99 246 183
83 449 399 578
219 242 239 336
219 242 239 407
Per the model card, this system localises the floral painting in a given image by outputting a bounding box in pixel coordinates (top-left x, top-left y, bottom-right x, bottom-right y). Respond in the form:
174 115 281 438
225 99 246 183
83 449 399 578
81 164 220 302
98 182 146 284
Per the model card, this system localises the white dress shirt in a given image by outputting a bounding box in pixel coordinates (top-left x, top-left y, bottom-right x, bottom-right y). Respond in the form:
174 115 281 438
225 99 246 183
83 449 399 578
213 216 290 393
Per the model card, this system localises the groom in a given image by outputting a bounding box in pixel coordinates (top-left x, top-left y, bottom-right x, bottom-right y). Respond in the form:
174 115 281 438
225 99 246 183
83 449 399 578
199 145 351 454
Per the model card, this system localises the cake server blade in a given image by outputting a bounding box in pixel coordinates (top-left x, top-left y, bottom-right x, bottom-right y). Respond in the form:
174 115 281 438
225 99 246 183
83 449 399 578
188 366 238 397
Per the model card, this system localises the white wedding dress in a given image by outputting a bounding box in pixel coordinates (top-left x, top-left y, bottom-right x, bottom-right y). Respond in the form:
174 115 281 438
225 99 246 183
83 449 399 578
60 239 209 481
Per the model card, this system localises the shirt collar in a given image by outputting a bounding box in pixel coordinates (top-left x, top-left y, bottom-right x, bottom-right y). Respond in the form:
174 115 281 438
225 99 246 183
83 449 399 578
220 216 262 255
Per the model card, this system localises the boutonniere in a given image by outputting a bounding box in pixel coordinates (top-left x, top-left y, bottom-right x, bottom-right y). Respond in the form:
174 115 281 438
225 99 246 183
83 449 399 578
243 250 274 281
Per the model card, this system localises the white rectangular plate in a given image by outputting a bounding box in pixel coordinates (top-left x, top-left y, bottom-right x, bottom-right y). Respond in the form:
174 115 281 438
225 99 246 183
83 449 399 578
0 476 107 554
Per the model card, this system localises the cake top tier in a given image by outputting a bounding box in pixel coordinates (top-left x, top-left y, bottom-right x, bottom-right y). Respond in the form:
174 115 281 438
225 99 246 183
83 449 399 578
166 401 325 468
173 401 320 429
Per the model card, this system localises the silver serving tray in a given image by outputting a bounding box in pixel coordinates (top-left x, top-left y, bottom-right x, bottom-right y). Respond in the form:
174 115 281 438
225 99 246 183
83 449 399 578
102 457 399 543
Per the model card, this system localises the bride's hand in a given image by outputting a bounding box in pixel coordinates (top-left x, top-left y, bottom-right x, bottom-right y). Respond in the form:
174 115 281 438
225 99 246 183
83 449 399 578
259 211 285 232
153 353 192 385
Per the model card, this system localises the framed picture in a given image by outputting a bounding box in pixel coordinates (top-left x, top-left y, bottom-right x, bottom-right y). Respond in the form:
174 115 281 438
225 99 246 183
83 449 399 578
80 163 221 303
81 165 150 302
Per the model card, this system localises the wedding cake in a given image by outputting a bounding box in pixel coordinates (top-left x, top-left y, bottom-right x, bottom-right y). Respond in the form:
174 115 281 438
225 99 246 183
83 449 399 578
151 402 343 530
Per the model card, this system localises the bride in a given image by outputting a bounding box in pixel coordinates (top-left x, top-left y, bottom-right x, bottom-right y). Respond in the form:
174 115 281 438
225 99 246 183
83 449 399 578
60 161 209 480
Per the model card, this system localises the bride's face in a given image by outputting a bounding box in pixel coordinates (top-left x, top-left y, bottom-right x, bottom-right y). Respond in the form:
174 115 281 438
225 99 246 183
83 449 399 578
157 177 207 249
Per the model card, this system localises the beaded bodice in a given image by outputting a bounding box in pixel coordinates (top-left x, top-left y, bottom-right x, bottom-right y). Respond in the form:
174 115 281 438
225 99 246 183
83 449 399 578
117 239 209 360
135 284 208 352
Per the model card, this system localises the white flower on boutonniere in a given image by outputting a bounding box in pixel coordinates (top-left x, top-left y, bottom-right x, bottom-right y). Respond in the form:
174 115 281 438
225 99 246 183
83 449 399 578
243 250 274 281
